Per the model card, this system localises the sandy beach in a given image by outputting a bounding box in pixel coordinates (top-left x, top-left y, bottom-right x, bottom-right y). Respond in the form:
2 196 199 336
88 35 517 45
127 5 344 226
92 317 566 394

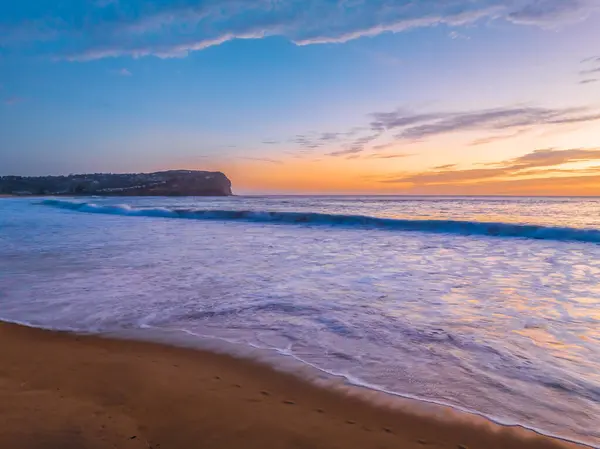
0 322 583 449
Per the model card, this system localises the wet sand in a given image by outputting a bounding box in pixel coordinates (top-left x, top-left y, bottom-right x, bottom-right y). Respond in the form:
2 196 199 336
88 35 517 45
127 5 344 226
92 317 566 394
0 321 583 449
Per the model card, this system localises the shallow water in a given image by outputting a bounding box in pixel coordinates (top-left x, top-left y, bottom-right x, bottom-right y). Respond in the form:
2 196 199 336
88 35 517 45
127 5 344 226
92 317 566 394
1 196 600 445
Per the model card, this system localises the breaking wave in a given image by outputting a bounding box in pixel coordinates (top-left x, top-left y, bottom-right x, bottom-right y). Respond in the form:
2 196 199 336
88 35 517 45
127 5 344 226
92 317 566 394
40 199 600 243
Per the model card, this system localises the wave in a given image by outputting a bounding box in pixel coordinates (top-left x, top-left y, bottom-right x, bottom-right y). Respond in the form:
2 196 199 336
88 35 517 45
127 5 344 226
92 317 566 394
40 199 600 243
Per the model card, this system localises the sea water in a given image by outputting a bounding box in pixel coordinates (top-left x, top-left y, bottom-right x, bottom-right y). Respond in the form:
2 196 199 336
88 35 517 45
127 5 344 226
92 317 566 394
1 196 599 445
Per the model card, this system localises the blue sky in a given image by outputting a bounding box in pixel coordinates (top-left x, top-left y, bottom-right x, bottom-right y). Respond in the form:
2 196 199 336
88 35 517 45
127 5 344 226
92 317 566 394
1 0 600 194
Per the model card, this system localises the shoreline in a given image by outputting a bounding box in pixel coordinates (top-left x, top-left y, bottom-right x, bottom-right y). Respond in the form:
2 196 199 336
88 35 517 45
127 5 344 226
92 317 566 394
119 325 596 449
0 321 585 449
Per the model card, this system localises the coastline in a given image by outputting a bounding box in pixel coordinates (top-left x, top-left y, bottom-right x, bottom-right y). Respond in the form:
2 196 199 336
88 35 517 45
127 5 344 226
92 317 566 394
0 321 584 449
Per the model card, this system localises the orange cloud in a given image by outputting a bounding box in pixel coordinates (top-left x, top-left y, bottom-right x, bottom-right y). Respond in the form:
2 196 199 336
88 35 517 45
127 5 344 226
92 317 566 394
380 148 600 187
184 147 600 196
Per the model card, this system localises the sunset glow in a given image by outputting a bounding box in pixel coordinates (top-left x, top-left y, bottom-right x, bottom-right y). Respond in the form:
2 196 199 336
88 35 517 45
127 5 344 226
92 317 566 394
1 1 599 194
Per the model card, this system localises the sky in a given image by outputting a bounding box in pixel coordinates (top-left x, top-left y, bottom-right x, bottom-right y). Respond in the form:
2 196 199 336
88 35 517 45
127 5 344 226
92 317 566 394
1 0 600 195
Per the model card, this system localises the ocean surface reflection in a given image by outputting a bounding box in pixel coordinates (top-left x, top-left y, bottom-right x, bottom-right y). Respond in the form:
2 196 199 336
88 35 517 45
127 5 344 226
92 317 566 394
1 196 599 445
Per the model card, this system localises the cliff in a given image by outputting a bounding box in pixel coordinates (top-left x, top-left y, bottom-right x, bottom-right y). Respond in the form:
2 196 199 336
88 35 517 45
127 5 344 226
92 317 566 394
0 170 233 197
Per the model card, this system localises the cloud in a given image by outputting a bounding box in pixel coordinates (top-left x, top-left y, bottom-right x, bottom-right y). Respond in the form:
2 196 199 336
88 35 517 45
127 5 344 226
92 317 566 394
369 105 600 141
287 128 372 155
469 128 529 145
382 167 511 184
3 96 24 105
508 165 600 177
364 153 412 159
239 157 283 164
63 33 260 61
371 143 394 151
582 56 600 63
290 134 323 149
329 148 364 157
448 31 470 40
319 132 344 142
507 0 598 25
316 129 364 143
285 103 600 160
502 147 600 169
262 140 279 145
380 147 600 185
578 55 600 81
394 172 600 195
291 7 502 46
370 112 443 132
580 67 600 75
110 68 132 76
328 133 382 157
2 0 599 60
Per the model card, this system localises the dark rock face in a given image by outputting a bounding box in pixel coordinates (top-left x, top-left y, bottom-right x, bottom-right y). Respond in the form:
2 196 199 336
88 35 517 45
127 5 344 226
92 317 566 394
0 170 233 196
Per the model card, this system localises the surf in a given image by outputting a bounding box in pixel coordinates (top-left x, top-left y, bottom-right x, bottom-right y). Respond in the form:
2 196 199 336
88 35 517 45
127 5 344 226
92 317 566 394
40 198 600 243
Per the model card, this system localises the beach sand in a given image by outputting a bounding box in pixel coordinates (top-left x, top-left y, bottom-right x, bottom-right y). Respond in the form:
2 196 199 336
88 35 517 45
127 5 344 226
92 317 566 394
0 322 583 449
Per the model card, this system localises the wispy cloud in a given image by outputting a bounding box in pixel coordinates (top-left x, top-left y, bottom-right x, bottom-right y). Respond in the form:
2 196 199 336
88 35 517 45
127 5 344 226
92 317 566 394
370 105 600 141
364 153 412 159
286 128 368 154
500 147 600 169
578 55 600 83
582 56 600 64
319 132 345 142
328 133 382 157
580 67 600 76
469 129 529 146
448 31 470 40
2 0 598 60
380 147 600 185
329 148 365 157
290 134 322 150
372 142 398 151
285 103 600 158
507 0 598 25
110 68 132 76
239 157 283 165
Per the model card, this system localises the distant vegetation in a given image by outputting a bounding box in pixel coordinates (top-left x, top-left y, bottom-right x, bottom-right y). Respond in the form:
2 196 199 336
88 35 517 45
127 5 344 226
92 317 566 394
0 170 233 196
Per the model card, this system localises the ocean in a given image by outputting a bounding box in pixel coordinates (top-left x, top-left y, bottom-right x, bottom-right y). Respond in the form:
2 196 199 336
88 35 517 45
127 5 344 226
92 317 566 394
1 196 599 446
